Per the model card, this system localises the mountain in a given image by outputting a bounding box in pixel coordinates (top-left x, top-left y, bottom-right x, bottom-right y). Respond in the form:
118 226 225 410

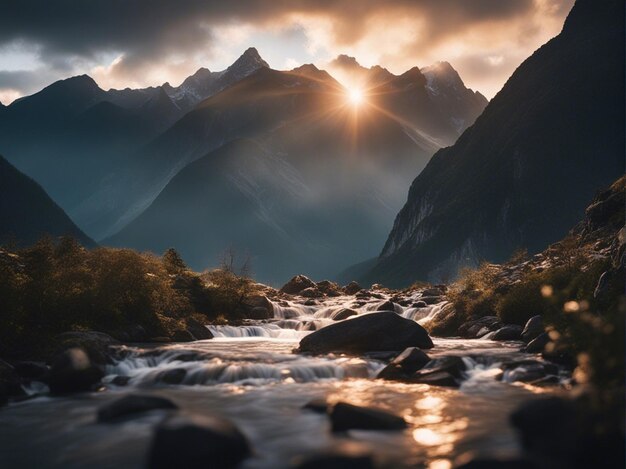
0 154 94 246
104 65 438 282
362 0 625 287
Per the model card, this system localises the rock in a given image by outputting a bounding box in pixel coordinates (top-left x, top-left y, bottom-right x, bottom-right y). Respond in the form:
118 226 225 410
502 363 552 383
459 316 502 339
524 333 550 353
48 348 104 394
158 368 187 385
53 331 120 365
376 300 395 311
316 280 341 296
184 317 213 340
294 453 375 469
150 337 173 343
97 394 178 422
280 275 316 295
297 312 433 354
420 296 443 305
377 347 430 380
12 361 49 381
300 287 322 298
491 325 523 341
421 288 444 297
422 356 467 378
410 370 459 387
521 316 544 343
172 329 195 342
248 306 271 320
111 375 131 386
304 299 318 306
302 399 329 414
332 308 358 321
114 324 148 342
330 402 407 432
411 301 427 308
147 414 251 469
343 281 362 295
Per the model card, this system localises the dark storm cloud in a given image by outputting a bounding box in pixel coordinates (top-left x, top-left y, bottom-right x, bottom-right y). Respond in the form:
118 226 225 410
0 0 535 62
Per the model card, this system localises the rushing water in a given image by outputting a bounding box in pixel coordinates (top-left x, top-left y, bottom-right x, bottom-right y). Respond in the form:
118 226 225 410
0 294 559 468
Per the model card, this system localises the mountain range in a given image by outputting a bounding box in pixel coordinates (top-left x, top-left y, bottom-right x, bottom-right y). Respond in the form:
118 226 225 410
360 0 625 287
0 49 487 283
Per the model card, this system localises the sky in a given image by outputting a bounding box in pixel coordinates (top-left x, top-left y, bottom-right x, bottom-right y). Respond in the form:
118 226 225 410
0 0 575 104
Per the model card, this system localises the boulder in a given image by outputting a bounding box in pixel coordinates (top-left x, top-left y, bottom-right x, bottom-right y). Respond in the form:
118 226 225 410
48 348 104 394
147 414 251 469
184 317 214 340
172 329 195 342
53 331 119 365
459 316 502 339
330 402 407 432
316 280 341 296
409 370 458 387
521 316 544 343
343 281 362 295
111 375 131 386
247 306 271 320
524 333 551 353
300 287 323 298
377 347 430 380
280 275 316 294
491 325 523 341
421 356 467 378
376 300 396 312
304 299 318 306
297 312 433 354
332 308 358 321
421 296 443 305
97 394 178 422
411 301 427 308
421 288 445 297
302 398 329 414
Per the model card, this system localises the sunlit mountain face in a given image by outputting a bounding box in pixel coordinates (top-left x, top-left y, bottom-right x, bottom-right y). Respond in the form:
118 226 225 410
0 49 486 284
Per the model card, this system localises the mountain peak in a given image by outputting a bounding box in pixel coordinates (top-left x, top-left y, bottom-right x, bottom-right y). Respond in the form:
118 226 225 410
225 47 269 80
332 54 362 70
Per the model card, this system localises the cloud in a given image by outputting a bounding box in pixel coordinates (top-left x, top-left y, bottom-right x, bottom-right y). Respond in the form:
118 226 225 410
0 0 575 101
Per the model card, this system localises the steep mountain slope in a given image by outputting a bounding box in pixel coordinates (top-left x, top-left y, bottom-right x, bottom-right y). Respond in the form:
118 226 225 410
363 0 625 287
0 155 94 246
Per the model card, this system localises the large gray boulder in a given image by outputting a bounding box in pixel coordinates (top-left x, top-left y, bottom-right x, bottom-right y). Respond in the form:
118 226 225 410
298 312 433 354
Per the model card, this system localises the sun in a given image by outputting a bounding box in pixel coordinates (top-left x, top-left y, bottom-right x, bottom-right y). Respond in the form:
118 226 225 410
347 87 364 106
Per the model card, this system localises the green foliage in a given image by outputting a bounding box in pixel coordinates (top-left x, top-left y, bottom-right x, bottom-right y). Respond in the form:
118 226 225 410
0 238 195 357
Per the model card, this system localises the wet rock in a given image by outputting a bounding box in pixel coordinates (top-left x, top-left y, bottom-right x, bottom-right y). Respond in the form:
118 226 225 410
248 306 271 320
147 414 251 469
330 402 407 432
184 317 214 340
524 333 550 353
491 325 523 341
459 316 502 339
12 361 49 381
332 308 358 321
300 287 323 298
420 296 443 305
411 301 427 308
294 453 374 469
422 287 445 297
302 398 329 414
377 347 430 380
48 348 104 394
521 316 544 343
343 281 362 295
158 368 187 385
298 312 433 354
502 362 554 383
111 375 131 386
172 329 195 342
53 331 119 365
280 275 316 294
316 280 341 296
376 300 395 311
304 299 318 306
422 356 467 378
97 394 178 422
